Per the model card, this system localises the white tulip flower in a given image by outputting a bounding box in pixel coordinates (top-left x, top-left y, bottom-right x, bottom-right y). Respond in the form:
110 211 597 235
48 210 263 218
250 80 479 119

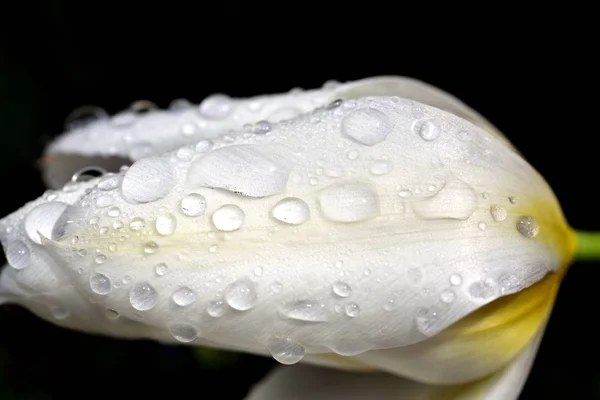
2 77 592 399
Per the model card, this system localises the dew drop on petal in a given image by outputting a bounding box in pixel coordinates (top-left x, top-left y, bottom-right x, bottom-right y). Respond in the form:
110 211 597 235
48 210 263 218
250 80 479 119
198 93 233 119
121 157 175 203
271 198 310 225
280 300 328 322
469 279 497 299
5 240 31 270
332 281 352 298
98 175 122 191
450 274 462 286
207 300 226 317
212 205 245 232
48 304 70 320
130 217 145 230
155 213 177 235
90 273 112 295
155 263 169 276
413 119 441 141
225 279 257 311
130 282 158 311
267 337 305 365
344 302 360 317
107 207 121 218
490 205 507 222
143 241 159 254
169 322 198 343
24 201 70 244
369 160 393 176
415 307 440 337
172 286 197 307
180 193 207 217
252 120 272 134
440 289 455 303
105 308 120 319
478 222 487 231
516 216 539 238
341 108 393 146
94 254 107 264
412 179 477 220
319 182 379 223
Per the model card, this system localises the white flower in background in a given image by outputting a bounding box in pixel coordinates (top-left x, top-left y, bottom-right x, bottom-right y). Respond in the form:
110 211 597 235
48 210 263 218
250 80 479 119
0 77 584 399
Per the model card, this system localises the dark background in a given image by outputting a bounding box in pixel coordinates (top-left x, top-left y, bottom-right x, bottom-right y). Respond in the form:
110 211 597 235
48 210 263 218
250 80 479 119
1 3 599 399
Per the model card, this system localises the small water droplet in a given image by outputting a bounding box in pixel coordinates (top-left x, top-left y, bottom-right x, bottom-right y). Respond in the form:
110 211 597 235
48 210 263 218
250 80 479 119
415 307 440 337
478 222 488 231
130 217 145 230
195 140 212 153
254 266 263 276
90 273 112 295
469 279 497 299
490 205 507 222
143 241 159 254
48 304 70 320
88 216 99 225
326 99 343 109
252 120 272 134
369 160 393 176
516 216 539 238
202 299 225 318
5 240 31 270
267 337 305 365
344 302 360 318
172 286 197 307
383 299 396 311
440 290 455 303
129 282 158 311
95 254 107 264
341 108 392 146
169 322 198 343
155 213 177 235
98 175 121 191
498 273 520 295
319 182 379 223
363 268 372 276
347 150 359 160
113 220 124 230
108 243 117 252
270 281 283 293
105 308 120 319
77 249 87 256
176 147 194 161
271 197 310 225
450 274 462 286
508 196 517 205
225 279 257 311
70 236 79 245
412 179 477 220
198 93 233 119
208 245 218 253
332 281 352 298
398 189 412 198
482 192 490 200
413 119 441 141
122 275 132 285
179 193 207 217
212 204 245 232
155 263 169 276
281 300 328 322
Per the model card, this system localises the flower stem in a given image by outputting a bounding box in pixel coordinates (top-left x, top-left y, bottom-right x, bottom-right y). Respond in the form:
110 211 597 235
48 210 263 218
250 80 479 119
575 230 600 261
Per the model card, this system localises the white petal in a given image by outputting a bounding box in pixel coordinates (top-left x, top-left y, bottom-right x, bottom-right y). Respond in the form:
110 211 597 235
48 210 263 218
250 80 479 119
245 327 544 400
1 96 570 375
41 76 508 188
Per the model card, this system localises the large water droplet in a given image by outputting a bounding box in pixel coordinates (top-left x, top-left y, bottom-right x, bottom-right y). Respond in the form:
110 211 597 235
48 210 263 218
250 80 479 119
267 337 305 365
121 157 175 203
225 279 257 311
5 240 31 270
516 216 539 238
207 300 227 317
271 197 310 225
172 286 197 307
129 282 158 311
212 204 245 232
187 144 291 197
341 108 392 146
490 205 507 222
332 281 352 298
90 273 112 295
319 182 379 223
155 213 177 236
198 93 233 119
412 179 477 220
169 322 198 343
280 300 328 322
180 193 207 217
412 119 441 141
24 201 71 244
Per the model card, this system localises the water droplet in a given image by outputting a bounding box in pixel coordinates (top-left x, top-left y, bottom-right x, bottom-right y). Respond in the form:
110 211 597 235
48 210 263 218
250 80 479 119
319 182 379 223
363 267 372 276
143 241 159 254
176 147 194 161
482 192 490 200
24 201 70 244
89 216 99 225
207 300 226 317
469 279 497 299
77 249 87 256
280 300 328 322
450 274 462 286
64 105 108 129
129 282 158 311
105 308 120 319
508 197 517 205
369 160 393 176
383 299 396 311
347 150 359 160
187 144 291 198
108 243 117 252
490 205 507 222
267 337 305 365
121 157 175 203
271 197 310 225
97 175 121 191
48 304 70 320
516 216 539 238
130 217 145 230
195 140 212 153
113 220 124 230
270 281 283 293
96 196 113 208
5 240 31 270
155 213 177 235
169 98 192 110
198 93 233 119
106 207 120 218
415 307 440 337
169 322 198 343
345 302 360 317
225 279 257 311
90 273 112 295
179 193 207 217
254 266 263 276
498 273 520 295
413 119 441 141
326 99 343 109
341 108 392 146
155 263 169 276
412 179 477 220
398 189 412 198
478 222 488 231
440 290 455 303
122 275 132 285
212 204 245 232
171 286 197 307
71 166 107 183
95 254 107 264
208 245 218 253
252 120 272 134
331 281 352 298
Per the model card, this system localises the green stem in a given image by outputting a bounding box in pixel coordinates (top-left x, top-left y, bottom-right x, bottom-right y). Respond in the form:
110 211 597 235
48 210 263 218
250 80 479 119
575 230 600 261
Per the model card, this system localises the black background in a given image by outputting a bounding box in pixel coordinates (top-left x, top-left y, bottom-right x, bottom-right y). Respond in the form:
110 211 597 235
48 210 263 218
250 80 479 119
1 2 599 399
